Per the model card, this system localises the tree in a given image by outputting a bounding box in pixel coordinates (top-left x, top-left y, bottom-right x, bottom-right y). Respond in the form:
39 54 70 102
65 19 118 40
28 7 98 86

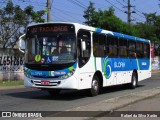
83 1 96 26
0 1 45 48
84 6 135 35
144 13 160 55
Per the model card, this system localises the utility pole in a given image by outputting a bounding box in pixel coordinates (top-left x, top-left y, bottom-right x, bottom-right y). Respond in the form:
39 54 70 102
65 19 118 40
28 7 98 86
47 0 52 22
127 0 131 24
124 0 136 24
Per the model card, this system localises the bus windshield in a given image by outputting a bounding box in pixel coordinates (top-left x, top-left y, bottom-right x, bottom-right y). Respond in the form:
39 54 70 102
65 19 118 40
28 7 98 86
25 24 76 66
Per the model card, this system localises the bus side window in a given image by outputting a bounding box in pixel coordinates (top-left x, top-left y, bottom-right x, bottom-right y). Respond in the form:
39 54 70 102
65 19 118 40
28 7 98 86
119 38 128 58
128 40 136 58
144 43 150 58
93 33 106 57
136 42 144 58
107 35 118 57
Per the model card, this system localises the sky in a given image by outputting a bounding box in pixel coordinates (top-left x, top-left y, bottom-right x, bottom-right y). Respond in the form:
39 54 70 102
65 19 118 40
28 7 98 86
0 0 160 24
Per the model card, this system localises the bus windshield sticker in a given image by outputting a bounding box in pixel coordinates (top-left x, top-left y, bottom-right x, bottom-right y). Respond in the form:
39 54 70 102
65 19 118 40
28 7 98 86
45 56 52 64
41 58 45 63
52 56 59 61
35 55 41 62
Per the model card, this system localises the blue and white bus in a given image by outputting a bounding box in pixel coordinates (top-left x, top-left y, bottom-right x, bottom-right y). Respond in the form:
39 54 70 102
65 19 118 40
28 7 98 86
19 22 151 96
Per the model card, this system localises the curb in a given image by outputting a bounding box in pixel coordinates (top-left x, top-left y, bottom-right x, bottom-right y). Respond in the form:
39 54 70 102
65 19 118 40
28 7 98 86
152 70 160 73
40 87 160 120
69 87 160 112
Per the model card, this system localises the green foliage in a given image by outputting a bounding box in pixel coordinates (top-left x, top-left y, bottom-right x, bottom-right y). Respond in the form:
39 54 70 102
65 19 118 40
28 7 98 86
0 1 45 48
83 1 96 26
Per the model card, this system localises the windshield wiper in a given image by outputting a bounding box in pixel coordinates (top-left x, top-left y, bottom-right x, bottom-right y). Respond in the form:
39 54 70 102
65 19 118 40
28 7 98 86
34 35 42 51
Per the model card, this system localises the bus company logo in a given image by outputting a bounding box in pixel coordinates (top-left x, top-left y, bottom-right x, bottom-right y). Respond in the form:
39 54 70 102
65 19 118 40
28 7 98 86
103 58 112 79
31 71 43 76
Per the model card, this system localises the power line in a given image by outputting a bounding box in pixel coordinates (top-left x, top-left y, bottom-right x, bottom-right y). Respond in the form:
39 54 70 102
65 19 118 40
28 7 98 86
116 0 125 6
105 0 125 13
122 0 145 20
124 0 136 24
67 0 87 10
74 0 88 9
54 7 83 16
105 0 145 23
122 0 145 18
54 7 82 23
117 0 145 23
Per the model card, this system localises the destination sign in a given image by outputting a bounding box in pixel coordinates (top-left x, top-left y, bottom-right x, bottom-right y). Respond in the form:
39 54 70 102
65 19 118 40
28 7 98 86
27 24 75 36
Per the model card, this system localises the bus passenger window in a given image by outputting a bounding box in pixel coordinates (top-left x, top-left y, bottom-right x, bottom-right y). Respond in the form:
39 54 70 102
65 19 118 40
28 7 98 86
93 33 106 57
119 38 128 58
136 42 144 58
144 43 150 58
107 35 118 57
128 41 136 58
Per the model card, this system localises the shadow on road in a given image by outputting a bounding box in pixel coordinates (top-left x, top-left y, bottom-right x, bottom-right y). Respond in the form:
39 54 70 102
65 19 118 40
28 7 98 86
101 84 144 94
3 84 144 101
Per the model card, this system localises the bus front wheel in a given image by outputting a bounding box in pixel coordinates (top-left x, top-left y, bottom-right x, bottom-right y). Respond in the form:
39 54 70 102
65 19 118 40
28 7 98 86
89 75 100 96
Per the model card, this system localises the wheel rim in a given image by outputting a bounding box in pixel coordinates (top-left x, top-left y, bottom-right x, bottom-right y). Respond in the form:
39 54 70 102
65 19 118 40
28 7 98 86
92 79 98 91
132 75 137 87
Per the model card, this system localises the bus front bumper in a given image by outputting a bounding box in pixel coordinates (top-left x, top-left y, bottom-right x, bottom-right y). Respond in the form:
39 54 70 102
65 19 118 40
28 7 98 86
24 75 79 90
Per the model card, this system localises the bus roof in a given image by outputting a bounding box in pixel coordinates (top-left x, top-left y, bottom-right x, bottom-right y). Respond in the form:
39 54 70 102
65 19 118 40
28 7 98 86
27 22 150 43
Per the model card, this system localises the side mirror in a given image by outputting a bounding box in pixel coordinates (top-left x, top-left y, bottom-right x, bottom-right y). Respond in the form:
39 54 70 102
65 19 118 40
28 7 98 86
19 34 25 53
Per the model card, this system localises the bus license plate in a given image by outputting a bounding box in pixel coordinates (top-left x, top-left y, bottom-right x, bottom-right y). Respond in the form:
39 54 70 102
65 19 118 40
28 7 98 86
41 81 50 85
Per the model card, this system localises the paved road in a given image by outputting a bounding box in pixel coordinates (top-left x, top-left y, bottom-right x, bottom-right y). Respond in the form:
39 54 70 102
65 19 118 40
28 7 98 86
0 71 160 118
91 93 160 120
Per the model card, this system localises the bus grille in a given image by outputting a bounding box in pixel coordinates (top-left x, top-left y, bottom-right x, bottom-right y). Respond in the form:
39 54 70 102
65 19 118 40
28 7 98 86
32 80 60 86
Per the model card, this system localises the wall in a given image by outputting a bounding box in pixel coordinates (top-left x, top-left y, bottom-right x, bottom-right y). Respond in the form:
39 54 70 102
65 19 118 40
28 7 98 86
152 56 160 70
0 48 24 81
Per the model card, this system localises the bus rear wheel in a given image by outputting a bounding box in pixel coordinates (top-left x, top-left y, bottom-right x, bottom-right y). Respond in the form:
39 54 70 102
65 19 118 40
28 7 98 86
89 75 100 96
130 72 138 89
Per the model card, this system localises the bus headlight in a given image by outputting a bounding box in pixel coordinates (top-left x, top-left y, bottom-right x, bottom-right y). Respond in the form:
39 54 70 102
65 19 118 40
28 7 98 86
60 70 75 79
24 72 33 79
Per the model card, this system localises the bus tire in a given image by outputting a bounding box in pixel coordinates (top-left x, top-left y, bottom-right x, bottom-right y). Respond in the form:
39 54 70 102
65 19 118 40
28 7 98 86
47 89 61 95
89 75 100 96
130 72 138 89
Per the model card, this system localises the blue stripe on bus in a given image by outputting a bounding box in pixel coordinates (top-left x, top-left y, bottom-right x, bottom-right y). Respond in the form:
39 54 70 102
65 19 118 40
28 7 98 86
95 28 102 33
113 32 149 43
102 57 150 79
25 63 77 77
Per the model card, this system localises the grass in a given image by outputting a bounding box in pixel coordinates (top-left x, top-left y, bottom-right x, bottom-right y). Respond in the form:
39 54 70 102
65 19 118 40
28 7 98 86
0 80 23 87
